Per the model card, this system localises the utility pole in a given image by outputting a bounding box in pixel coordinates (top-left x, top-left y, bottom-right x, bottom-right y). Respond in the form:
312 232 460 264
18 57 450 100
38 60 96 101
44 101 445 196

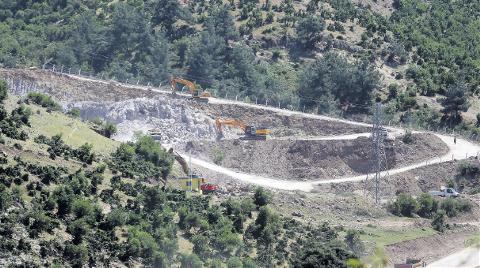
370 102 388 204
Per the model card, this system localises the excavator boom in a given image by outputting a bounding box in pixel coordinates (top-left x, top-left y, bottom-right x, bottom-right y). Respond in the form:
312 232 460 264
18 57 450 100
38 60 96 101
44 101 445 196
170 76 212 101
215 118 270 140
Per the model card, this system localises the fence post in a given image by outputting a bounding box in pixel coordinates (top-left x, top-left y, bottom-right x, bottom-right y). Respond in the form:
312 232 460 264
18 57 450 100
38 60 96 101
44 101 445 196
68 68 71 74
225 93 228 99
101 73 104 79
52 65 55 72
278 102 280 108
78 69 81 75
266 99 268 106
60 66 63 74
147 82 150 87
137 80 140 85
235 95 238 101
255 97 257 105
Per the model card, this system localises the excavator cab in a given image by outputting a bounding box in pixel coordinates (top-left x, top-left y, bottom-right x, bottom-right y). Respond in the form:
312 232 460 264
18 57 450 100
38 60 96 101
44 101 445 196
170 76 211 102
215 118 270 140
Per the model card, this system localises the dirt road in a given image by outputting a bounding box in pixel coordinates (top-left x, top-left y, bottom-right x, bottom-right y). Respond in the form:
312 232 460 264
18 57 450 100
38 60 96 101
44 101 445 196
426 247 480 268
19 70 480 191
181 132 480 192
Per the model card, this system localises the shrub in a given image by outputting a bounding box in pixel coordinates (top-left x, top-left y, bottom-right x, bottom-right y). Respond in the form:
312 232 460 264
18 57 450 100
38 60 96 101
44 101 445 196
213 149 225 165
180 253 203 268
253 187 271 207
345 229 365 256
431 210 446 232
456 198 473 213
417 193 437 218
64 243 89 268
401 130 414 144
388 193 418 217
0 80 8 102
27 92 61 111
103 121 117 138
440 198 458 217
67 108 81 118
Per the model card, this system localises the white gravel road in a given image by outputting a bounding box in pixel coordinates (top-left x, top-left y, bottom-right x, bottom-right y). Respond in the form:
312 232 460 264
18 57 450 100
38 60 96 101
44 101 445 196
426 247 480 268
64 72 480 192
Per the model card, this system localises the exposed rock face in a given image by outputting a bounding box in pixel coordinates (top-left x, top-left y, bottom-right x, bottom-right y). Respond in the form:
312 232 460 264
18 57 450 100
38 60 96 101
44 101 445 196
67 97 218 144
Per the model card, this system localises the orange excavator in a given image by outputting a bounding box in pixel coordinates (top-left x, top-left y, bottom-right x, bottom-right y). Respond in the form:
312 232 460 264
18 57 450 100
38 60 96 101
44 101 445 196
170 76 212 101
215 118 270 140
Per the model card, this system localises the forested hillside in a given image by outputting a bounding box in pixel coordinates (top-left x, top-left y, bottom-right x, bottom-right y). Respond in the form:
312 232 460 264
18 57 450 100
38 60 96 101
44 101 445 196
0 0 479 128
0 81 365 267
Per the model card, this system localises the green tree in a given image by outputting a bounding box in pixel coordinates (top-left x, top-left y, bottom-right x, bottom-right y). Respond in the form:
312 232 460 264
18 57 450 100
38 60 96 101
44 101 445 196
68 219 89 244
180 253 203 268
298 53 379 113
64 243 89 268
253 187 271 207
441 82 470 126
0 79 8 102
388 193 418 217
187 25 226 88
296 16 325 49
152 0 191 38
417 193 437 218
345 230 365 256
431 210 446 232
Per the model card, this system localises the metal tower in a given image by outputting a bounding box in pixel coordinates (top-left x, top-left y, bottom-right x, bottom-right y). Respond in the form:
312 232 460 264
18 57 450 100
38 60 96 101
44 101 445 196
367 103 388 204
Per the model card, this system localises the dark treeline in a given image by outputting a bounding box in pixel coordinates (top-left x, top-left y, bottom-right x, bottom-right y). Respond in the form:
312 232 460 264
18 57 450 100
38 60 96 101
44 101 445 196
1 0 479 124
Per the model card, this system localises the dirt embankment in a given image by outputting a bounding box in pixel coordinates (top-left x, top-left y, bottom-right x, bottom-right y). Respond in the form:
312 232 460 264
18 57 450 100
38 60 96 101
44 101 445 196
0 68 371 137
184 133 449 181
191 102 371 136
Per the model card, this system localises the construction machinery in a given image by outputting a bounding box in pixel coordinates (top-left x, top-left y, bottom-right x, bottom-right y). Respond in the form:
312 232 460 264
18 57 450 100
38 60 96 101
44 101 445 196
168 148 218 194
170 76 212 101
215 118 270 140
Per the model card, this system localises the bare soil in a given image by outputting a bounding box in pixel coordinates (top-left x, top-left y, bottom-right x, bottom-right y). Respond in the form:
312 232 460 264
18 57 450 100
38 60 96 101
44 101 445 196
387 228 479 265
0 68 370 137
184 133 449 181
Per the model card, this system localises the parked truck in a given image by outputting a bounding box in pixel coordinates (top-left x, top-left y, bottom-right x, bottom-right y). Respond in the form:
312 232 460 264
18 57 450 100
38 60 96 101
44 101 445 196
429 187 459 198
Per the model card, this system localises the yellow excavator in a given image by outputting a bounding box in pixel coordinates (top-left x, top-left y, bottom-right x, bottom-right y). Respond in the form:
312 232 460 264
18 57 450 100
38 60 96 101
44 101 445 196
170 76 212 101
215 118 270 140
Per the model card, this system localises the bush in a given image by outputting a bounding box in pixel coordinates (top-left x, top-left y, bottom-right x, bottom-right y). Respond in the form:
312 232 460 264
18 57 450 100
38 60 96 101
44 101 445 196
0 80 8 102
401 130 414 144
213 149 224 165
64 243 89 268
27 92 61 111
431 210 446 232
388 193 418 217
103 122 117 138
440 198 458 217
180 253 203 268
345 229 365 256
253 187 271 207
67 108 81 118
417 193 437 218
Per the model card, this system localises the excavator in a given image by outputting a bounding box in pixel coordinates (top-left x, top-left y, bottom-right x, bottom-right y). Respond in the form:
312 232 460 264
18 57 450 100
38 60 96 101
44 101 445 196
170 76 212 102
215 118 270 140
167 148 218 194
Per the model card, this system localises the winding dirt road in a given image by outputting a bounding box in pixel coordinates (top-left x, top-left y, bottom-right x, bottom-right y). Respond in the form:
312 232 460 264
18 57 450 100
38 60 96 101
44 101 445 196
58 71 480 192
181 132 480 192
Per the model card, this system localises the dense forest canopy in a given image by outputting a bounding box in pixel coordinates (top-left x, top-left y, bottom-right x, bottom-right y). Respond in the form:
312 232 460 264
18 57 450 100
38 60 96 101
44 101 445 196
0 0 479 125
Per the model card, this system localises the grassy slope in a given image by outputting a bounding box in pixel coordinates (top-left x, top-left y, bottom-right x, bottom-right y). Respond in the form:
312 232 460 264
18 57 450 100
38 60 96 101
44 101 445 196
4 97 119 156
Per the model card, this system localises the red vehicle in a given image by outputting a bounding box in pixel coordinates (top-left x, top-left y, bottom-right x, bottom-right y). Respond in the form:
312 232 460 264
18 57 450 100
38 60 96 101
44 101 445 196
201 183 218 194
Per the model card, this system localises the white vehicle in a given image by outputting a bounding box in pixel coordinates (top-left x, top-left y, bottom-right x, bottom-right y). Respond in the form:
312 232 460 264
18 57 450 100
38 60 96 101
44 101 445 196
429 187 460 198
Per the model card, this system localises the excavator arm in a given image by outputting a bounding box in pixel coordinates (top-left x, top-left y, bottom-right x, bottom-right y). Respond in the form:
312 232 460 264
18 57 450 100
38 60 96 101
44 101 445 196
215 118 270 140
170 76 212 100
170 77 196 94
